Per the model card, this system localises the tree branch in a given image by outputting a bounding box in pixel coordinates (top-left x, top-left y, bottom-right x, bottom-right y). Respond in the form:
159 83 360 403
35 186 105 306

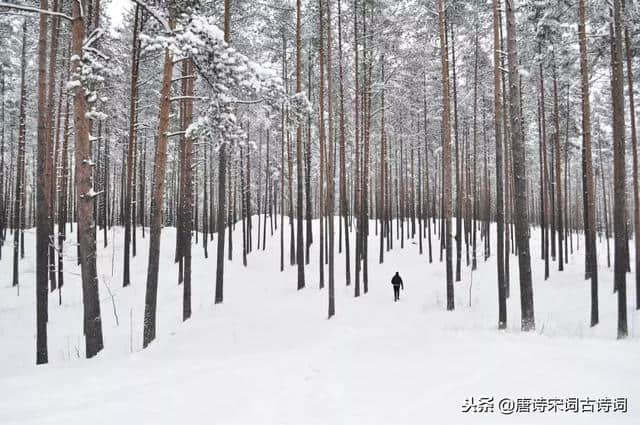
131 0 171 33
0 1 73 20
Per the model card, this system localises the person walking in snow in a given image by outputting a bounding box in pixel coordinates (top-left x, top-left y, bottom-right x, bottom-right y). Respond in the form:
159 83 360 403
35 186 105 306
391 272 404 302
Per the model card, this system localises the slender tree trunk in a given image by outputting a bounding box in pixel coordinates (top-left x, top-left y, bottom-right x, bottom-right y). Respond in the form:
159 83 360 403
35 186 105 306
46 0 60 292
294 0 305 289
215 1 232 304
493 0 506 329
143 17 175 348
338 0 350 286
58 94 70 301
354 0 361 297
438 0 454 310
13 22 27 290
472 11 479 271
379 57 386 264
611 0 628 338
552 54 564 271
539 60 551 279
72 0 104 357
326 0 335 316
181 59 194 321
123 5 140 287
506 0 534 331
622 0 639 310
35 0 50 365
318 0 326 289
450 21 462 283
305 52 312 263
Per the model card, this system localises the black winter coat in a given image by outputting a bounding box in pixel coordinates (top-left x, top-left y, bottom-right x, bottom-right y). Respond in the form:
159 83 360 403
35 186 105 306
391 274 403 289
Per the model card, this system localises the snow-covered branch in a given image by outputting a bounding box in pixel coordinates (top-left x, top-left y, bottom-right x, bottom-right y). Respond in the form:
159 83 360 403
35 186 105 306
131 0 171 33
0 1 73 20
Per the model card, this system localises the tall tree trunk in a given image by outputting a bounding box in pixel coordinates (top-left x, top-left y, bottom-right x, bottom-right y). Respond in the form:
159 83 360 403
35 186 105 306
552 54 564 271
295 0 305 289
46 0 60 292
578 0 598 324
472 10 479 272
326 0 335 317
305 52 312 263
181 59 194 321
622 0 639 310
539 60 551 279
353 0 361 297
35 0 50 365
143 17 175 348
318 0 326 289
493 0 506 329
506 0 534 331
123 5 140 287
438 0 454 310
337 0 350 286
379 57 386 264
450 21 462 283
610 0 628 338
58 94 70 301
13 22 27 290
72 0 104 358
215 1 232 304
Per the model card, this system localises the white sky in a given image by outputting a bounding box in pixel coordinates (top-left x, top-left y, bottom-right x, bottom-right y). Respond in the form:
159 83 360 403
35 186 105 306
106 0 132 28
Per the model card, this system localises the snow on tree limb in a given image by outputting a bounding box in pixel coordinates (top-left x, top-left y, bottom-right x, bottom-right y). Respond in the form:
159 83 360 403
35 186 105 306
131 0 172 33
0 1 73 20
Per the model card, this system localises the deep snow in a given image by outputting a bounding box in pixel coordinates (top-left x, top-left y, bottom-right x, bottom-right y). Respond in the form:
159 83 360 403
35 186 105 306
0 218 638 425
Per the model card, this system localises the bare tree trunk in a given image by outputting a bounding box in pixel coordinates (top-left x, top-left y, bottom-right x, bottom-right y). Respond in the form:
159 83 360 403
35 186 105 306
338 0 350 286
450 21 462 283
263 130 270 250
202 138 209 258
472 10 478 271
58 93 70 302
622 0 639 310
424 87 433 264
46 0 60 292
35 0 50 365
72 0 104 357
506 0 534 331
143 16 175 348
493 0 506 329
295 0 305 289
318 0 326 289
325 0 335 316
610 0 628 338
438 0 453 310
12 22 27 291
539 60 550 279
379 57 386 264
552 54 564 271
181 59 194 321
215 1 232 304
305 52 312 263
123 5 140 287
353 0 361 297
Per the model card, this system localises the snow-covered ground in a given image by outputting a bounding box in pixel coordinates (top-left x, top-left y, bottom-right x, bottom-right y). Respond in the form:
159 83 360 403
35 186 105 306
0 218 638 425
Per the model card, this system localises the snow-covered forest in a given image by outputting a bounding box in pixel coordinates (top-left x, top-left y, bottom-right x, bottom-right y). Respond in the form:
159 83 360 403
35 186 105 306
0 0 639 423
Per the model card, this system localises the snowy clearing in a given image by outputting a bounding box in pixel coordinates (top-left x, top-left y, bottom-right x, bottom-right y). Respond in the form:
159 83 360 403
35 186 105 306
0 219 638 425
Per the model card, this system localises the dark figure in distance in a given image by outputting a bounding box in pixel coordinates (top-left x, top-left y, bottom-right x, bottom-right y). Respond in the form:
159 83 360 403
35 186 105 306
391 272 404 302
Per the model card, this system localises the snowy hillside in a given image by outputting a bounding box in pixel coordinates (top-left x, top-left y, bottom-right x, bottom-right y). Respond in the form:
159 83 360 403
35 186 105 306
1 220 638 425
